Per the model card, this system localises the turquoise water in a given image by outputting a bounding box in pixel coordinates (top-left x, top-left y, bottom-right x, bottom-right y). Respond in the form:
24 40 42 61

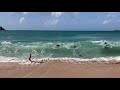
0 30 120 61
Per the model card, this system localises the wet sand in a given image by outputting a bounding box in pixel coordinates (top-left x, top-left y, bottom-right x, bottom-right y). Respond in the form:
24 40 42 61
0 60 120 78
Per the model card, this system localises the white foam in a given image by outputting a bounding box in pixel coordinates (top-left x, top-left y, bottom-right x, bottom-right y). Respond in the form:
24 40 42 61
1 41 12 45
90 40 106 44
0 56 26 62
90 40 120 47
0 56 120 64
29 56 120 62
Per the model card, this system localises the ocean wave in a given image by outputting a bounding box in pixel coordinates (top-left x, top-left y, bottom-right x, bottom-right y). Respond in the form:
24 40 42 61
1 41 12 45
1 56 120 63
1 40 120 58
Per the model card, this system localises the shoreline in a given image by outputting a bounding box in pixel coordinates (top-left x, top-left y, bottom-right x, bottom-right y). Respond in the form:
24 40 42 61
0 60 120 78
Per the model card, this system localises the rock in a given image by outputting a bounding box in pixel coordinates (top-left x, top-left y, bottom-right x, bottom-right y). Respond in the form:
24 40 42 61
0 26 5 31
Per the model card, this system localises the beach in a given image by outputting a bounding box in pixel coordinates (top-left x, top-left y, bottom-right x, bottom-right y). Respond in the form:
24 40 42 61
1 60 120 78
1 31 120 78
2 12 120 78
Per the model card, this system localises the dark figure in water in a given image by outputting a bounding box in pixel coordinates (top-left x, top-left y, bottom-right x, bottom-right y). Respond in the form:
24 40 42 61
56 44 60 47
104 42 107 44
79 54 82 57
73 45 77 48
104 42 109 49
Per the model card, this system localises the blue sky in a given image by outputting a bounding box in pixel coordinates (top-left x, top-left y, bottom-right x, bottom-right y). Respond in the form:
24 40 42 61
0 12 120 30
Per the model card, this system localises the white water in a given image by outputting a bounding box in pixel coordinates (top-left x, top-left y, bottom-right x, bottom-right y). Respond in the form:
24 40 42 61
0 56 120 63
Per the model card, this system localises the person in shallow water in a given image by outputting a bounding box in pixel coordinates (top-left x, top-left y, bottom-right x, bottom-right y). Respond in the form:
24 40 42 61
28 54 44 63
29 54 33 62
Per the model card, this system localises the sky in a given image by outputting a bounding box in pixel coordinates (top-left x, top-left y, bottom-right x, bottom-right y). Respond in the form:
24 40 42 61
0 12 120 30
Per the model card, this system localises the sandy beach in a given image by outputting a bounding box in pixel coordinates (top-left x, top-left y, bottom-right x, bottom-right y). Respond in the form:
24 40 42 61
0 60 120 78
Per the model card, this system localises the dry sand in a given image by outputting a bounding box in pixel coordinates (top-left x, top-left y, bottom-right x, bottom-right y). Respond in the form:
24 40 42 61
0 60 120 78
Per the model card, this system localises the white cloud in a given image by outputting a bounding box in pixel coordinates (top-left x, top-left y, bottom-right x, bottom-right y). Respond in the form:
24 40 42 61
19 17 25 24
107 12 117 14
22 12 28 15
73 12 79 14
107 13 117 19
8 12 82 26
45 12 63 25
104 12 117 15
72 12 80 18
9 12 29 15
51 19 59 25
102 19 112 24
44 19 59 25
8 12 18 16
103 12 118 24
9 12 16 14
51 12 63 18
107 14 112 18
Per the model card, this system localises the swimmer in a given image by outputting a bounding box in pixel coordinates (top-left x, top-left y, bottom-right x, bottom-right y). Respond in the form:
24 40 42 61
104 42 109 49
73 45 77 48
56 44 60 47
104 42 107 44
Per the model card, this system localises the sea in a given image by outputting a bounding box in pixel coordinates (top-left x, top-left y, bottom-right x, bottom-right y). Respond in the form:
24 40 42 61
0 30 120 62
